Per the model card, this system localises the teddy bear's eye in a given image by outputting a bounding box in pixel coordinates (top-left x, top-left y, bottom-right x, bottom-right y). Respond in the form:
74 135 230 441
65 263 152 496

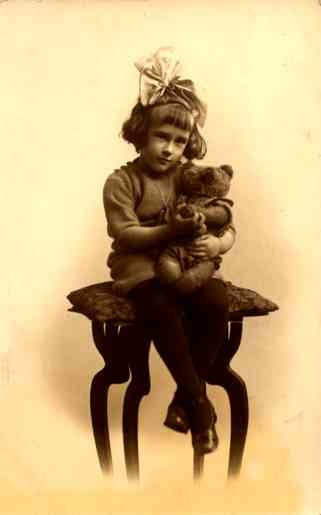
202 169 215 184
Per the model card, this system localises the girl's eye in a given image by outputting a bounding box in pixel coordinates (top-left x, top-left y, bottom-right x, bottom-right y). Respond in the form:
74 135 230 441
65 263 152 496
152 130 188 146
154 131 168 140
176 138 187 145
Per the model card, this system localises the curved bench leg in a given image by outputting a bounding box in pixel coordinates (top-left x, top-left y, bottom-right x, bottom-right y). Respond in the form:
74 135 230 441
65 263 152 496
193 452 204 480
90 369 113 474
122 383 145 481
204 320 248 478
121 326 151 482
219 369 249 477
90 321 130 475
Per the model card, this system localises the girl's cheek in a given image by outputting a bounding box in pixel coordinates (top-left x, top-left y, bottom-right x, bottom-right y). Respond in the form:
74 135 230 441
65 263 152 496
157 141 165 153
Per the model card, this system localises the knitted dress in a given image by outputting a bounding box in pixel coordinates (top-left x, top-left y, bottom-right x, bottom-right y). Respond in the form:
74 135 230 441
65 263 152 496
104 158 180 295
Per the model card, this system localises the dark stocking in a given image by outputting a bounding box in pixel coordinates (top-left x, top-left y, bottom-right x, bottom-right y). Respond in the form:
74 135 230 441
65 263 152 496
128 279 212 431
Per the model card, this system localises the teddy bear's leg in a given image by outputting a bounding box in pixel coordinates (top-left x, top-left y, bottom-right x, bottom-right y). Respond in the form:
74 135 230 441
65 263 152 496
156 246 184 285
173 261 216 295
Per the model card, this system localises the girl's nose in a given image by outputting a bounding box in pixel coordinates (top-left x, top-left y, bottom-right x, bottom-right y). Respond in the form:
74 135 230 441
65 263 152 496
163 141 174 156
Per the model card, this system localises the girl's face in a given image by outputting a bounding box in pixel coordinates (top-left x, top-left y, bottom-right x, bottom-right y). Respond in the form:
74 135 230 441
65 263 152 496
140 122 191 174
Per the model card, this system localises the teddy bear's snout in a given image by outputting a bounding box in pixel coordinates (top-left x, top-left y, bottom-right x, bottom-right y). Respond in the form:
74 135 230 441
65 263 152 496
201 169 215 185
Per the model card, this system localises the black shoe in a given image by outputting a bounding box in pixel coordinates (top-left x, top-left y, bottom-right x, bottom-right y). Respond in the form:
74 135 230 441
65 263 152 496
190 399 219 455
164 401 190 434
191 422 219 454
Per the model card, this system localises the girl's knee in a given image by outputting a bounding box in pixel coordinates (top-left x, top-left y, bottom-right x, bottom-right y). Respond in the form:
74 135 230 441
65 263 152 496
193 279 229 316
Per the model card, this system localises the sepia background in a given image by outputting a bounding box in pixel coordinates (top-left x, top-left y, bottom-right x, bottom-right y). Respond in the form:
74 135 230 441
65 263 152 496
1 1 320 513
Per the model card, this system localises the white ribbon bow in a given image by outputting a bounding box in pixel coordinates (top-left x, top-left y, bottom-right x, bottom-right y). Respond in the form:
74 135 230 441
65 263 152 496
135 47 206 127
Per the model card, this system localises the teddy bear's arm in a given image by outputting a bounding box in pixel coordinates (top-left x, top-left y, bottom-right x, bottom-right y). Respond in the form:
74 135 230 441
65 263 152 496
199 202 233 228
172 260 216 295
216 226 236 254
156 246 185 285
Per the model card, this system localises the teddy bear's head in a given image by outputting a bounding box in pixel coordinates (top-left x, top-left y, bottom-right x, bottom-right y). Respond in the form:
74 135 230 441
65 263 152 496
180 161 233 198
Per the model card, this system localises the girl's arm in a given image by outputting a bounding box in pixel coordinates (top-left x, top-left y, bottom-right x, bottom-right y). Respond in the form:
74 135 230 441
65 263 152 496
104 171 203 251
185 226 236 259
117 216 202 251
218 226 236 254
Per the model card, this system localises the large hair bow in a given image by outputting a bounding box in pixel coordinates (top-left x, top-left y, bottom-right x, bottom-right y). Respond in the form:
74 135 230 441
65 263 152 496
135 47 207 127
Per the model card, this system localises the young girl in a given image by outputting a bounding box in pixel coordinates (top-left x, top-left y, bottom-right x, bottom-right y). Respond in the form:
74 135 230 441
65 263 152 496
103 48 235 455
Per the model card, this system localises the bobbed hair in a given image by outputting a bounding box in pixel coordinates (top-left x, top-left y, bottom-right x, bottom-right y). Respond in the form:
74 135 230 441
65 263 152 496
121 98 207 160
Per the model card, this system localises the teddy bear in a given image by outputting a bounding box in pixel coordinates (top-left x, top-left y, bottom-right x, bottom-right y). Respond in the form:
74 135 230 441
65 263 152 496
156 161 234 295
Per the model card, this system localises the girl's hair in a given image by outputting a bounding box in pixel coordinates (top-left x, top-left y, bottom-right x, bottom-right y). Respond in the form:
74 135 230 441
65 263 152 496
121 99 207 160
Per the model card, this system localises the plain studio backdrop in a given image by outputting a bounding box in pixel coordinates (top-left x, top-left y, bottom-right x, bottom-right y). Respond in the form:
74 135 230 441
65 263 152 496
0 2 320 514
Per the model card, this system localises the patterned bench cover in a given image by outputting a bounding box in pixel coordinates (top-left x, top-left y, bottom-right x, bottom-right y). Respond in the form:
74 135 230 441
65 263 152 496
67 281 279 323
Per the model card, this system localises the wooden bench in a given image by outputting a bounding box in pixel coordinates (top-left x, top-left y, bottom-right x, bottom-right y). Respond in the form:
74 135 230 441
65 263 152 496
67 281 278 482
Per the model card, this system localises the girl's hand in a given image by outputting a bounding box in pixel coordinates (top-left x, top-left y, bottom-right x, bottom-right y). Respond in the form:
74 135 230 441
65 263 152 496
185 234 221 259
169 212 205 237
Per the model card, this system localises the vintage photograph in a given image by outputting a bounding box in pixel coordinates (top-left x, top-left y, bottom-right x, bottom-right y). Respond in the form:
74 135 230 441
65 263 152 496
0 1 320 514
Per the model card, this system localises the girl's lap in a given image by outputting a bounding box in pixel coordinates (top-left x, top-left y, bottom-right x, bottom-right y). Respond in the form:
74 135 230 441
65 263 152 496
127 278 182 318
182 278 229 311
128 277 229 323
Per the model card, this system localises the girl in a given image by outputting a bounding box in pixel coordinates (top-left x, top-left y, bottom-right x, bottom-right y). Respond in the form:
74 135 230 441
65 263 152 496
103 48 235 455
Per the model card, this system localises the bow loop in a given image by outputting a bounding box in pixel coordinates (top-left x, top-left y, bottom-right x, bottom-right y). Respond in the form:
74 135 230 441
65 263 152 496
135 47 206 127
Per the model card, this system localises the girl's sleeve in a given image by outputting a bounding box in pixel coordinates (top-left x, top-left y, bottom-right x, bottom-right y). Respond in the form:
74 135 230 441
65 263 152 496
103 170 140 240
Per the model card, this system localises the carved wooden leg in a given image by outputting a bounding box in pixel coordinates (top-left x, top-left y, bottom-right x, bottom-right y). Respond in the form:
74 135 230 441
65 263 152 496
121 325 151 482
206 320 249 478
90 369 113 474
193 452 204 480
90 321 130 475
219 368 249 477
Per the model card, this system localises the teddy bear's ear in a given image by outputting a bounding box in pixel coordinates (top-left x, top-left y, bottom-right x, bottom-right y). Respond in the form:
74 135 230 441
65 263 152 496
220 165 234 178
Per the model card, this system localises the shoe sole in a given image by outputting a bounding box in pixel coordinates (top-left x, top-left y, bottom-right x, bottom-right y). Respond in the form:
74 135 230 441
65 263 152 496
163 417 190 434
